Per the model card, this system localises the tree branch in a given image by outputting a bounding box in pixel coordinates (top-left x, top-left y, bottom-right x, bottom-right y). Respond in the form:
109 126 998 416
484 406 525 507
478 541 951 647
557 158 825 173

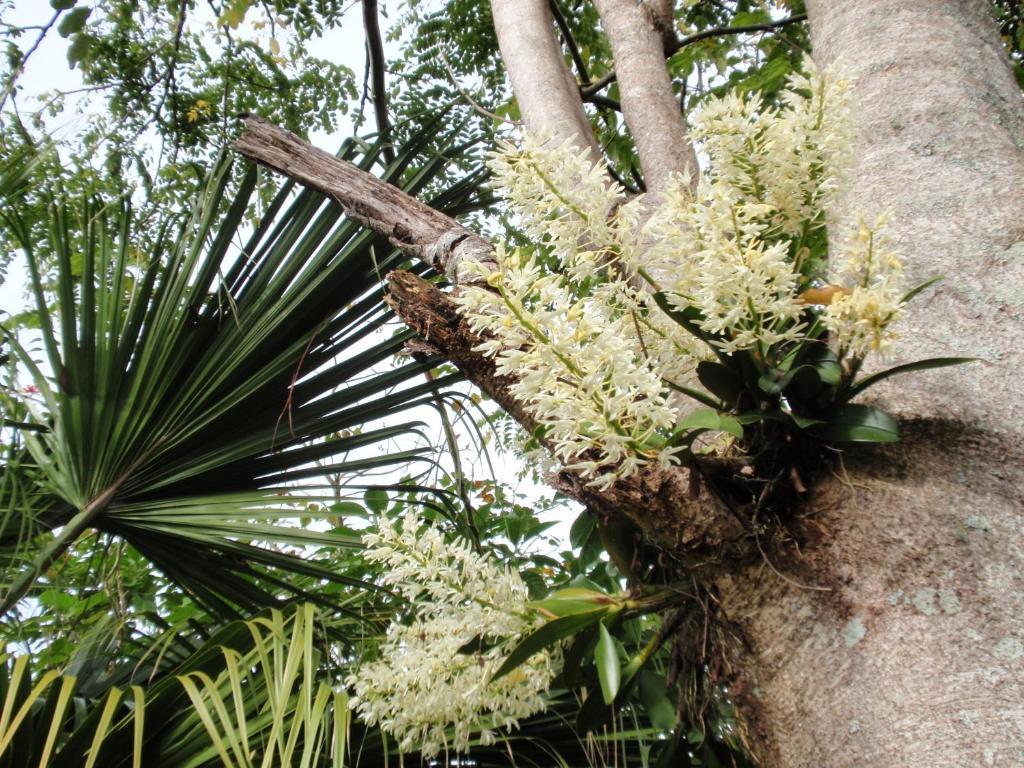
233 116 494 281
580 13 808 99
232 117 745 553
361 0 394 165
386 271 746 553
548 0 590 86
592 0 698 193
490 0 603 163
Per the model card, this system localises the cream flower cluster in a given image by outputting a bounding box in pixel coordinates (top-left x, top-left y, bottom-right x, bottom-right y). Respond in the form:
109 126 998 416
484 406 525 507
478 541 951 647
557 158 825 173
347 512 556 757
824 213 906 357
690 59 853 236
646 181 807 354
487 133 624 278
456 59 902 488
457 247 683 490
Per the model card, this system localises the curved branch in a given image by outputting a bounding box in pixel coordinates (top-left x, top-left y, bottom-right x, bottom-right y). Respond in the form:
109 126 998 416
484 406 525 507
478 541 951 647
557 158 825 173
548 0 590 85
361 0 394 164
0 9 63 111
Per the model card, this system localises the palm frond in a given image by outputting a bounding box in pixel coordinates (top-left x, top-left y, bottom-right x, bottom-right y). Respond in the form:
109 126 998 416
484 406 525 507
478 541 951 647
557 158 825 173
0 604 346 767
0 124 490 621
0 604 675 768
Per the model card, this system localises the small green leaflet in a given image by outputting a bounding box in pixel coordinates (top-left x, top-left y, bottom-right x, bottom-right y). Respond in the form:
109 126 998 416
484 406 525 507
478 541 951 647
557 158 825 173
595 622 621 705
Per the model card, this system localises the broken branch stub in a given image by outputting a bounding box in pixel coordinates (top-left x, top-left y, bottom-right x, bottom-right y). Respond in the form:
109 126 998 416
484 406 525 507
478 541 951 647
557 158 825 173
233 116 495 282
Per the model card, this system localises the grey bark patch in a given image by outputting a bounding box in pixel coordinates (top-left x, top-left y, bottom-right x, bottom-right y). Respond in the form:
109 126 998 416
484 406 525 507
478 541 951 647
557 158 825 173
909 587 939 615
964 514 992 531
938 589 962 615
994 637 1024 660
958 709 979 727
843 617 867 647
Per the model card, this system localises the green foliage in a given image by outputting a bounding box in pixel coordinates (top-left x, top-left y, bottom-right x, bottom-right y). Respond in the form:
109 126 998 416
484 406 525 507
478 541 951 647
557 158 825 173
992 0 1024 86
2 1 1014 763
0 604 350 767
0 0 360 258
0 126 488 627
653 287 976 455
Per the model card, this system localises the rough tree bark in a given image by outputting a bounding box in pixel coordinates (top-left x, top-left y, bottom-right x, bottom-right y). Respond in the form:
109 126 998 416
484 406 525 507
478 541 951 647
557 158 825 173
234 117 495 283
235 0 1024 764
715 1 1024 765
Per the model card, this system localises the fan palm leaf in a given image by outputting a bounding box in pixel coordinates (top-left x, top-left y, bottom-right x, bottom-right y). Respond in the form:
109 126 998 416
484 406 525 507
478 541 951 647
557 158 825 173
0 125 489 620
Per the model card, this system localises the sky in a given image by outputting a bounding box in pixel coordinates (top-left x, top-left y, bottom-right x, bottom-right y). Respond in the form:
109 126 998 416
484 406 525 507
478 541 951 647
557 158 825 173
0 0 373 314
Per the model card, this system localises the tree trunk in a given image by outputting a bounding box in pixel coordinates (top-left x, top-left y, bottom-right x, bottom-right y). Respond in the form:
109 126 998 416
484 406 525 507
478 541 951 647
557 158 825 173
717 1 1024 764
490 0 603 160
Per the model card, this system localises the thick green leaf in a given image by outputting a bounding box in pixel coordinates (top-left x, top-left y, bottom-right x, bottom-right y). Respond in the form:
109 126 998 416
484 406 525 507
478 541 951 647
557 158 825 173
847 357 980 398
696 361 744 406
595 622 621 705
760 345 839 397
638 671 678 731
569 510 597 550
560 624 599 688
784 409 826 430
652 293 720 347
674 408 743 439
663 378 722 409
528 587 616 618
814 404 900 443
491 611 607 682
363 489 389 514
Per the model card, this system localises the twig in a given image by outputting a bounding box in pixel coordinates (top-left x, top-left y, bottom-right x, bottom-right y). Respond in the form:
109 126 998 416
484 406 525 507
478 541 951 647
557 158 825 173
361 0 394 164
549 0 590 85
272 322 326 447
580 13 807 99
437 46 522 127
753 526 832 592
354 43 370 135
0 9 63 112
423 369 482 552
